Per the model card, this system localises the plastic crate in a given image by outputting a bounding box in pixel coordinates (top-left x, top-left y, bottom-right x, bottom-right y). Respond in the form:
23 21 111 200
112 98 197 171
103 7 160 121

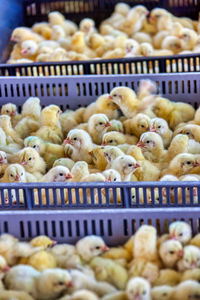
0 72 200 210
0 0 200 76
0 207 199 244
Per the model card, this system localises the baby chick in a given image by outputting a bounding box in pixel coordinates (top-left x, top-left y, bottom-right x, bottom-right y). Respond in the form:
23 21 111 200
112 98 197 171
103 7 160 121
177 245 200 271
169 221 192 245
151 285 174 300
111 155 140 181
123 114 151 137
150 118 173 148
0 290 35 300
102 131 138 146
1 103 20 127
176 124 200 142
76 235 109 263
40 166 72 182
11 27 44 43
126 277 151 300
134 225 157 261
64 129 93 164
88 114 111 144
1 163 26 183
70 161 89 182
53 158 75 170
159 239 183 268
0 115 23 146
171 280 200 300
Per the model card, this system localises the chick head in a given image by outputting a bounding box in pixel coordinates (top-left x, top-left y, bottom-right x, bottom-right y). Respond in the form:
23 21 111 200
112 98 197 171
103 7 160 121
10 27 31 43
80 18 95 33
0 151 7 165
96 94 119 112
0 255 9 273
140 42 154 56
151 285 174 300
46 166 72 182
170 153 200 175
177 124 198 140
112 155 140 176
1 103 17 117
48 11 65 26
41 104 62 121
129 5 149 19
30 235 57 249
89 146 108 170
65 129 93 149
179 28 197 43
108 120 123 133
53 158 75 170
124 39 140 55
149 8 170 24
102 131 126 146
126 277 151 300
71 161 89 178
150 118 169 136
152 97 173 118
182 245 200 269
88 114 111 134
21 40 38 55
19 147 41 169
39 268 73 295
137 132 164 151
132 113 151 135
169 221 192 244
22 97 41 119
103 146 124 163
70 290 99 300
24 136 45 155
103 169 121 182
159 240 183 267
162 36 182 53
5 164 26 182
76 235 109 262
109 87 137 107
115 3 130 16
51 25 65 40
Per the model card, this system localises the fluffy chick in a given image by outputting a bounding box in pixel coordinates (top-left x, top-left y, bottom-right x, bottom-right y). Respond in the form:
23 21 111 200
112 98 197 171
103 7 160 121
1 103 20 127
11 27 43 43
123 113 151 137
1 163 26 183
134 225 157 261
159 239 183 268
150 118 173 148
177 245 200 271
53 158 75 170
126 277 151 300
111 155 140 181
171 280 200 300
40 166 72 182
102 131 138 146
0 115 23 146
0 290 34 300
169 221 192 245
70 161 89 182
64 129 93 164
88 114 111 144
151 285 174 300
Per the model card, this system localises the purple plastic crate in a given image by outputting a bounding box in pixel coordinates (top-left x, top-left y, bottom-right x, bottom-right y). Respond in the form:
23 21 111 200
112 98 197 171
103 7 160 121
0 0 200 76
0 207 199 244
0 73 200 210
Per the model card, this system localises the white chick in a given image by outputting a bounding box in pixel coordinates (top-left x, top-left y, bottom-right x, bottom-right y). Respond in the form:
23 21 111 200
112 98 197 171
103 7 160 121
124 39 140 57
0 151 7 165
126 277 151 300
76 236 109 263
70 161 89 182
161 36 182 54
40 166 72 182
169 221 192 245
159 240 183 268
103 169 121 182
111 155 140 181
88 114 111 145
178 245 200 271
49 244 81 269
64 129 93 164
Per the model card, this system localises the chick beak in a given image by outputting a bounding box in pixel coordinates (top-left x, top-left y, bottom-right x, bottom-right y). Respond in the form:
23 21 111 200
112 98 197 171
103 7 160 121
10 36 16 42
66 173 72 179
178 35 183 39
102 245 109 252
52 240 57 246
108 95 113 100
0 158 4 164
178 250 184 257
64 138 72 145
58 109 62 115
105 122 111 128
134 293 141 300
145 11 149 16
15 174 20 182
101 142 106 146
149 15 154 22
137 140 145 148
11 111 16 116
150 126 156 132
171 232 177 240
191 261 197 268
2 266 10 272
194 161 200 167
21 49 28 55
21 160 27 166
67 281 74 288
106 176 112 182
135 163 140 169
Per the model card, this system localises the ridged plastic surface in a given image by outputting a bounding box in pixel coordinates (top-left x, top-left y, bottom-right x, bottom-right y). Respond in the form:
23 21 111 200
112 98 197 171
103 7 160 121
0 73 200 210
0 208 199 244
0 0 200 76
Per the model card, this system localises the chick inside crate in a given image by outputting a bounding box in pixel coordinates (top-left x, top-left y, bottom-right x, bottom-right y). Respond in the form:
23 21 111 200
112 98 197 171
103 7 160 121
0 72 200 210
1 0 200 76
0 209 200 299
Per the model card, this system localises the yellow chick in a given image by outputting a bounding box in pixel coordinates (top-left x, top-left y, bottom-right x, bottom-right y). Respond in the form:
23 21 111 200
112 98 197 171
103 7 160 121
0 290 35 300
181 268 200 282
34 105 63 144
11 27 44 43
179 28 198 51
64 129 93 164
71 31 96 58
0 115 23 146
172 280 200 300
0 234 19 266
88 114 111 144
9 147 46 180
152 96 195 130
176 124 200 143
102 131 138 146
24 250 57 271
153 269 181 287
70 161 89 182
111 155 140 181
177 245 200 271
107 120 124 133
24 136 64 169
53 158 75 170
124 39 140 57
150 118 173 148
134 225 157 261
89 146 109 171
20 40 39 61
90 257 128 290
1 103 20 127
159 239 183 268
123 114 151 137
103 146 124 169
32 22 52 39
190 233 200 248
1 163 26 183
30 235 57 249
151 285 174 300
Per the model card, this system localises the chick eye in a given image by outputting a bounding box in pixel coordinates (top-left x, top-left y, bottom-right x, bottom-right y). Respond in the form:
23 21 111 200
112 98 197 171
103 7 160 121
186 132 190 135
21 173 23 176
128 164 133 167
169 250 175 255
158 125 161 129
33 145 37 148
28 157 32 161
59 173 63 176
73 137 77 141
10 174 14 177
114 178 117 181
132 195 135 198
113 94 117 97
143 291 147 295
58 281 64 285
146 140 150 143
179 233 183 236
109 140 113 143
6 110 9 113
141 125 145 128
99 122 103 125
186 161 191 165
95 246 101 250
